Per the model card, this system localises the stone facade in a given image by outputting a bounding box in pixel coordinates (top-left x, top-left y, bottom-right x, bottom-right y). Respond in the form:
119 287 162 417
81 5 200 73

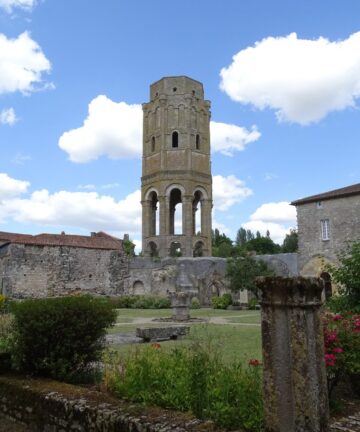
141 76 213 258
0 231 128 298
292 183 360 276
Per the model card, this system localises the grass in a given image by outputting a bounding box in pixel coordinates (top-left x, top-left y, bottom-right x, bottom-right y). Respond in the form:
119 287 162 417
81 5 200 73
108 308 262 364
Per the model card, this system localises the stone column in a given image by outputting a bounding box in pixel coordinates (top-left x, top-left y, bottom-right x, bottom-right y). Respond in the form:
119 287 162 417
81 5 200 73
201 199 212 255
141 199 151 241
182 195 193 256
256 276 329 432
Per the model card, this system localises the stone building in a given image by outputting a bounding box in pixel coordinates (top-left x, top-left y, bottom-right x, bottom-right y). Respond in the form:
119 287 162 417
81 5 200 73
291 183 360 278
0 231 128 298
141 76 213 258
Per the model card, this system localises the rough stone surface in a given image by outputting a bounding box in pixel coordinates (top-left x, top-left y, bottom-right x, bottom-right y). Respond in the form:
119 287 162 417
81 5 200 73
295 194 360 276
256 276 329 432
0 375 218 431
136 326 190 341
127 255 298 305
0 243 128 298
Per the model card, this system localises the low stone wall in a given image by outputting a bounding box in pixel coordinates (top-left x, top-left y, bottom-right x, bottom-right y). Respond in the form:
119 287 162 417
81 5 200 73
0 375 218 431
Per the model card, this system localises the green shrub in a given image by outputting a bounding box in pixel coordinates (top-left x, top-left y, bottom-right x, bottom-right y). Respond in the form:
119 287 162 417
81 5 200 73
248 298 259 310
109 295 171 309
212 293 232 309
0 314 13 353
104 339 263 431
190 297 201 309
10 296 116 382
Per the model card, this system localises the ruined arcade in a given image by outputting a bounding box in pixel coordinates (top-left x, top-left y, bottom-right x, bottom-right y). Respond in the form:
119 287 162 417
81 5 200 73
141 76 213 258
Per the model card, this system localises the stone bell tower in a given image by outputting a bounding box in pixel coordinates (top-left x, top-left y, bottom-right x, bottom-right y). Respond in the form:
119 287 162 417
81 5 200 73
141 76 212 257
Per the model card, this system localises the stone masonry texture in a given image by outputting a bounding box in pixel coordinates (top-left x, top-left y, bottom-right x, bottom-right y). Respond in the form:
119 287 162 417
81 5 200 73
257 276 329 432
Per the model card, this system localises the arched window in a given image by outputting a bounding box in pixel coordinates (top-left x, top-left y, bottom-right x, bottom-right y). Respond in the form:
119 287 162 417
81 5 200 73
170 241 182 257
193 241 204 257
149 191 159 236
149 241 158 258
169 188 182 235
192 190 203 235
172 131 179 148
196 134 200 150
151 136 155 152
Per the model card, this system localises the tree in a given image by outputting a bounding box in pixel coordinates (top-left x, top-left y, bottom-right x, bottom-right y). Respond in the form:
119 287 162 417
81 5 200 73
245 236 281 255
235 227 247 247
325 241 360 312
281 229 298 253
226 255 274 298
212 229 235 257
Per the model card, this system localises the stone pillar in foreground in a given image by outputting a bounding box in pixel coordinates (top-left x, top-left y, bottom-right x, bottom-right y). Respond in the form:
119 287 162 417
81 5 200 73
256 277 329 432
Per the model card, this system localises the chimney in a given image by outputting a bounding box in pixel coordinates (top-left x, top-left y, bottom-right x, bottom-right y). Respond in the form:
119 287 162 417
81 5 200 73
90 232 97 237
61 231 65 236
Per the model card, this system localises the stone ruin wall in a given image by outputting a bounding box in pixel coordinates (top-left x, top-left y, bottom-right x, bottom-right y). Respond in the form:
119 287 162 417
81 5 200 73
0 242 297 301
0 243 128 298
126 254 298 305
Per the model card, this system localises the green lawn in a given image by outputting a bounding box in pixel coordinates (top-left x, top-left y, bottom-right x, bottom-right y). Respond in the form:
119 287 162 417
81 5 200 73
107 308 262 364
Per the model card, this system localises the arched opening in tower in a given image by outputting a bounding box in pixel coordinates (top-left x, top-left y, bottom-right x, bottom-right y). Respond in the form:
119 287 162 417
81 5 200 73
172 131 179 148
192 190 203 235
148 241 159 258
149 191 159 236
169 188 182 235
170 241 182 257
193 241 204 257
320 271 332 300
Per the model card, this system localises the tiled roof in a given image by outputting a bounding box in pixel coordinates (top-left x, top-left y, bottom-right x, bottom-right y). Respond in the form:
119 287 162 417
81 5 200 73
0 231 123 250
291 183 360 206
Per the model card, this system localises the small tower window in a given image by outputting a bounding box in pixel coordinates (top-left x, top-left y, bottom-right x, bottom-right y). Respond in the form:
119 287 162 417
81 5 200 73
151 136 155 152
172 131 179 148
196 134 200 150
173 87 177 92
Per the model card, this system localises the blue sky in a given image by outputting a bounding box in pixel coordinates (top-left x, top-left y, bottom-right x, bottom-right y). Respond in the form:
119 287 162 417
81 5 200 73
0 0 359 250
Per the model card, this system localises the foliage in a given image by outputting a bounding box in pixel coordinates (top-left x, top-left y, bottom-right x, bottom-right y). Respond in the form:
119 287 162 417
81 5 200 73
103 339 263 431
190 297 201 309
245 236 281 255
226 255 274 297
281 229 298 253
248 298 259 310
212 293 233 309
212 229 236 257
0 294 11 314
325 241 360 312
9 296 116 382
0 313 13 353
123 239 136 256
109 295 171 309
322 311 360 397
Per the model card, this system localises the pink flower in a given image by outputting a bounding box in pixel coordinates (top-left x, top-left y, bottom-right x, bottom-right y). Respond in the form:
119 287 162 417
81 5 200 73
332 347 343 353
326 331 338 343
325 353 336 367
333 314 343 321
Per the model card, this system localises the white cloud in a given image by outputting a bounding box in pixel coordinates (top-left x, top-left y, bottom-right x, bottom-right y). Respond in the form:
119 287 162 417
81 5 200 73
220 32 360 124
242 201 297 244
242 221 290 245
77 184 96 190
0 32 51 95
2 189 142 235
250 201 296 224
59 95 260 163
0 0 36 13
0 173 30 200
12 152 32 165
210 121 260 156
58 96 142 163
0 108 18 125
102 183 121 189
213 175 252 211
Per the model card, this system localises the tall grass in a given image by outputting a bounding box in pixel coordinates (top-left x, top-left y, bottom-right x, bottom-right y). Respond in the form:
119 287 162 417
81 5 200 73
103 336 263 431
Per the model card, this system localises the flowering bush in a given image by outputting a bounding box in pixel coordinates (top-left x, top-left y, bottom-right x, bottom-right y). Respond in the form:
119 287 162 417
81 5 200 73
323 311 360 396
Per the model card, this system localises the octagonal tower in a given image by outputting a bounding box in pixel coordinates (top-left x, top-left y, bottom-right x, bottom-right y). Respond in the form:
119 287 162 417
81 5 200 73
141 76 213 257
